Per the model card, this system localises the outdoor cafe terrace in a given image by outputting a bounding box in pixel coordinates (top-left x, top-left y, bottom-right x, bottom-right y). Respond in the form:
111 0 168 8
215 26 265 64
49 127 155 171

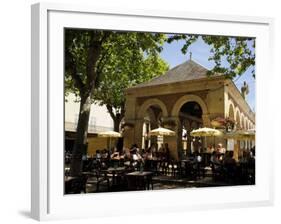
64 127 255 194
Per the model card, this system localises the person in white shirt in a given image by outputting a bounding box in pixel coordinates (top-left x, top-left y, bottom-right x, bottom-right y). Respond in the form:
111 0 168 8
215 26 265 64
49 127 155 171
217 143 226 154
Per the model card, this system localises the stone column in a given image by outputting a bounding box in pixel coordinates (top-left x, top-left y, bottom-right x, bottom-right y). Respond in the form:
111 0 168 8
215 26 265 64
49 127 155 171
150 121 158 150
201 113 212 149
233 140 240 161
123 95 137 149
122 121 135 149
176 119 183 160
162 117 181 161
202 114 211 127
134 119 144 149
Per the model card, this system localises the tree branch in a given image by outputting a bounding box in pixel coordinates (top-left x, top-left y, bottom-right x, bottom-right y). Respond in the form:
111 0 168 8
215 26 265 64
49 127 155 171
96 50 109 75
65 49 85 90
106 104 116 120
86 31 111 92
120 102 125 118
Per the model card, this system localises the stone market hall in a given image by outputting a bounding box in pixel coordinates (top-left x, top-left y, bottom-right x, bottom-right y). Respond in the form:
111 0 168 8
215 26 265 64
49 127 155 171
122 59 255 160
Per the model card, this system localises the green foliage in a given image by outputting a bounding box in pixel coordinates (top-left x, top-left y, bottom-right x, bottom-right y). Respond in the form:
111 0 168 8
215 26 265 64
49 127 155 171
93 32 169 120
94 53 168 115
65 29 111 96
65 30 169 122
168 35 255 79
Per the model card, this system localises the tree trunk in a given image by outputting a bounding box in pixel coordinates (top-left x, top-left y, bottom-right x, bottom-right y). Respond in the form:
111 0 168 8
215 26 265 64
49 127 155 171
112 117 124 152
113 117 121 132
70 94 92 176
106 105 124 133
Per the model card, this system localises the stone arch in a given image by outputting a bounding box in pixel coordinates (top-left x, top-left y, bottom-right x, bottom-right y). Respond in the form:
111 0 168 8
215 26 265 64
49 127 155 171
228 101 235 120
171 94 208 117
245 118 249 130
144 107 157 123
249 121 252 130
249 121 253 129
137 98 168 119
240 113 245 129
235 109 241 128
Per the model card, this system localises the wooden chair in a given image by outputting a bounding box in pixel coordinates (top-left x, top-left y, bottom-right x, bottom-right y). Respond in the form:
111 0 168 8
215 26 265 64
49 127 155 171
65 175 88 194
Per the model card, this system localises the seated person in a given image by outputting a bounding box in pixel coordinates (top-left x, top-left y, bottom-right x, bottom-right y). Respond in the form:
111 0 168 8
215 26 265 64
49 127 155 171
192 151 202 166
101 149 109 159
250 146 255 159
119 148 126 159
210 151 220 164
239 150 249 163
223 151 236 166
111 147 120 160
210 151 221 171
207 144 215 153
145 148 153 160
216 143 226 161
95 149 102 161
130 147 144 169
223 151 237 179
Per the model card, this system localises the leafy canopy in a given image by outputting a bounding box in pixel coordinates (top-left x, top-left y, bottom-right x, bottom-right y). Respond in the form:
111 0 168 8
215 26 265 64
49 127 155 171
93 32 169 116
167 34 255 79
65 30 168 98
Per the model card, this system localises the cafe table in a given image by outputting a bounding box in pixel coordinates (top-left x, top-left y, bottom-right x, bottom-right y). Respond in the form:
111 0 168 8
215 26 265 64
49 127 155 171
106 167 127 186
126 171 153 190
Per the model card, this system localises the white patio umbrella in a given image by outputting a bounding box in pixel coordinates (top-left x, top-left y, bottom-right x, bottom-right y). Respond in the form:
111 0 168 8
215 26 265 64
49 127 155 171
190 127 223 137
223 129 255 161
148 127 176 137
98 131 122 150
190 127 223 150
148 127 175 152
224 129 255 140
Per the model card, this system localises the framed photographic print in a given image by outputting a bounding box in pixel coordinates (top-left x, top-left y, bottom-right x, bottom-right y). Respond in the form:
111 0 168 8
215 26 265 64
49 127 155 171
31 2 274 221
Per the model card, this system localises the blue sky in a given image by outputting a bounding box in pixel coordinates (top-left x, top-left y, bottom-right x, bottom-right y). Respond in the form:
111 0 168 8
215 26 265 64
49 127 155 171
159 37 256 112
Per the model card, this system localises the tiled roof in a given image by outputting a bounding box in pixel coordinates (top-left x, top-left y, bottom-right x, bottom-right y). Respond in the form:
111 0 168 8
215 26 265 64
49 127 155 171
130 59 215 89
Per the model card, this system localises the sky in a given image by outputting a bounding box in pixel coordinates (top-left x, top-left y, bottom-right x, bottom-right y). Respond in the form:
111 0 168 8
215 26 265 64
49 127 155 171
159 36 256 112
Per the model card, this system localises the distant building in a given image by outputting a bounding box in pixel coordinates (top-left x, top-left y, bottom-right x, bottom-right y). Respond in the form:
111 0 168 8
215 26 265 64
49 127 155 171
65 93 114 156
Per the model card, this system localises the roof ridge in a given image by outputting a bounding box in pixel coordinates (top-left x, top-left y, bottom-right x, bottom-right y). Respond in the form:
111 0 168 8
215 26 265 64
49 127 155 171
129 59 210 89
188 58 209 70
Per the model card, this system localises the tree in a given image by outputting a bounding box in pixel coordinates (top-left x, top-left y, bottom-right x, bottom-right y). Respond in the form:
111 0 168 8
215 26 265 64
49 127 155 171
65 30 167 176
167 35 255 79
93 52 169 132
65 29 111 176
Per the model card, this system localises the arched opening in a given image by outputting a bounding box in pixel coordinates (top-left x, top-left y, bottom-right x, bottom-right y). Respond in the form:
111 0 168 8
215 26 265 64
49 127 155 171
137 98 168 119
171 94 208 118
229 103 235 121
241 115 245 129
141 105 164 150
240 114 245 150
236 111 241 129
179 101 203 155
226 103 236 152
244 118 248 130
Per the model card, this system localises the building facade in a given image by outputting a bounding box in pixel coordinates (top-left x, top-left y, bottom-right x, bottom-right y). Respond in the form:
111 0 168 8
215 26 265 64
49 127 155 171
65 93 114 156
123 60 255 160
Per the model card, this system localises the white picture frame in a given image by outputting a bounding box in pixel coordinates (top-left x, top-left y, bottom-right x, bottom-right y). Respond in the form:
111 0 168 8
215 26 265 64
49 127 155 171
31 2 274 221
